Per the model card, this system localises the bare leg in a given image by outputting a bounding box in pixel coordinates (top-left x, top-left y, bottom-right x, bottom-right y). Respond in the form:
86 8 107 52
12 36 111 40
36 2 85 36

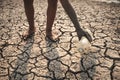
46 0 58 42
60 0 92 42
23 0 35 37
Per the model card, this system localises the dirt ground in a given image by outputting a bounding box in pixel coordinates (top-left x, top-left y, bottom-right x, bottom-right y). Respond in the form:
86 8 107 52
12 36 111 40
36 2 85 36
0 0 120 80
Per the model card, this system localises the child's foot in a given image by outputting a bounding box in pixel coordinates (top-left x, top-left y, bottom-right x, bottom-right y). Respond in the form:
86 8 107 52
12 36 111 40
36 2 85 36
22 32 35 41
46 33 59 42
22 28 35 40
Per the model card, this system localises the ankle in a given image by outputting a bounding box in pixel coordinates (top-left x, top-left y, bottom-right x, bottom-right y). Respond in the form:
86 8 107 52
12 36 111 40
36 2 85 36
46 30 52 35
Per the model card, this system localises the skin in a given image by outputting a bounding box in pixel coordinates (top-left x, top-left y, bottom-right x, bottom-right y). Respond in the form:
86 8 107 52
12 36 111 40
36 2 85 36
23 0 35 35
23 0 92 42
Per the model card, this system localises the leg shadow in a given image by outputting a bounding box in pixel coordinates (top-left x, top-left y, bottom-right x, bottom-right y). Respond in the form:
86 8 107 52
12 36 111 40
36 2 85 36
9 37 34 80
44 41 64 80
80 49 99 80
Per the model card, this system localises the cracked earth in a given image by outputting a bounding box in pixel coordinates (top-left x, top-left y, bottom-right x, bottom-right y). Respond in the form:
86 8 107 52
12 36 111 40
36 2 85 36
0 0 120 80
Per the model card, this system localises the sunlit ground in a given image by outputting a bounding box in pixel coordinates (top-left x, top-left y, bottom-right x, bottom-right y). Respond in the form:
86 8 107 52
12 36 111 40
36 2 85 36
0 0 120 80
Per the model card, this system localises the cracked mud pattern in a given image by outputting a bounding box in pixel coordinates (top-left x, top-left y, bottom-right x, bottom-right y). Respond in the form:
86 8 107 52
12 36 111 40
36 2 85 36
0 0 120 80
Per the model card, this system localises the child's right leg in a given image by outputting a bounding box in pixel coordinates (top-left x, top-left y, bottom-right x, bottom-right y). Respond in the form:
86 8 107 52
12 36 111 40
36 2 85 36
60 0 92 42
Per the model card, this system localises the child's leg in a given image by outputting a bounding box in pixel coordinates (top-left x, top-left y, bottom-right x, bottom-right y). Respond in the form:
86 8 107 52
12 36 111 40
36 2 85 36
60 0 92 42
23 0 35 35
46 0 58 41
46 0 58 35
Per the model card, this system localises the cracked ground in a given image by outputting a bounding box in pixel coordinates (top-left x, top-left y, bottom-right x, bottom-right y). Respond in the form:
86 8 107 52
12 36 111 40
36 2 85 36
0 0 120 80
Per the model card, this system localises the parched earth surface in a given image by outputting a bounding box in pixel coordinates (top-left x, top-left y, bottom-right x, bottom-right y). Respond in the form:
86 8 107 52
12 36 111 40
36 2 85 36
0 0 120 80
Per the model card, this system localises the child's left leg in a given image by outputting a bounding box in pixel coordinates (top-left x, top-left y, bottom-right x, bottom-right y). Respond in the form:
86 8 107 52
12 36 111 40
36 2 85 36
23 0 35 39
46 0 58 42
